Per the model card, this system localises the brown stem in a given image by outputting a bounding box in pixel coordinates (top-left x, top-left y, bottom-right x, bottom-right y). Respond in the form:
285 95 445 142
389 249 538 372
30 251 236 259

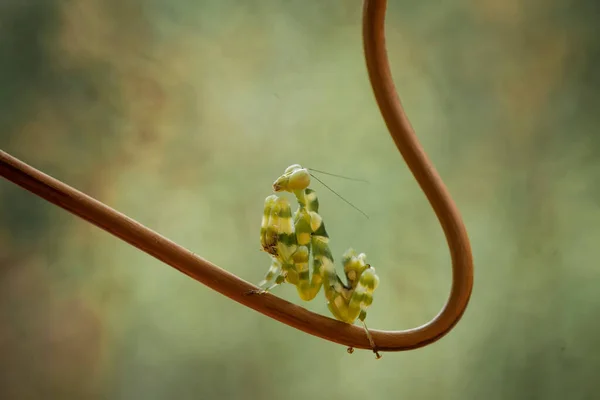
362 0 474 347
0 0 473 352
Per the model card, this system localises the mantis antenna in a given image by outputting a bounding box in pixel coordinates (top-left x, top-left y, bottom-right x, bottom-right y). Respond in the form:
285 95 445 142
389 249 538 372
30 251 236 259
307 167 370 183
308 172 369 219
0 0 473 353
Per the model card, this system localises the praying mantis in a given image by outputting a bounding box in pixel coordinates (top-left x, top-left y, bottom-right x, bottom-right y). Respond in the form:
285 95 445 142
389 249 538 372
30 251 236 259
251 164 382 358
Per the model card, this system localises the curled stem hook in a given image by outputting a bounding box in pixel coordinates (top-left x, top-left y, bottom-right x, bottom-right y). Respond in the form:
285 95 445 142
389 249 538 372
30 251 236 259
0 0 473 352
361 0 474 349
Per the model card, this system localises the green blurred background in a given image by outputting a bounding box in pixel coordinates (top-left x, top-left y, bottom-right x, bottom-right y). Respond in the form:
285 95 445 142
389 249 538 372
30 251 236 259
1 0 599 399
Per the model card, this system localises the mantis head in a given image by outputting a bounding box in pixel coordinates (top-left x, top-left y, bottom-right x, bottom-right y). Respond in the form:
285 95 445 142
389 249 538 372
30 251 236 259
272 164 310 192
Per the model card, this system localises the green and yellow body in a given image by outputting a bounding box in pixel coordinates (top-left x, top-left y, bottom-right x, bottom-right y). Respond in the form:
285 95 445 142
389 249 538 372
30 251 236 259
257 164 380 356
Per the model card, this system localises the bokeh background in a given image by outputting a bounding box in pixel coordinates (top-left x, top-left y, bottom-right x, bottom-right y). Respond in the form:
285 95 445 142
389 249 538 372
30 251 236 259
1 0 599 399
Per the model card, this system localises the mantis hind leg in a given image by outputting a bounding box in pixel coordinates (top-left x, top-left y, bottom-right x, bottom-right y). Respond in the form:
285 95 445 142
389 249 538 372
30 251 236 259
359 314 381 359
350 267 381 358
328 252 381 358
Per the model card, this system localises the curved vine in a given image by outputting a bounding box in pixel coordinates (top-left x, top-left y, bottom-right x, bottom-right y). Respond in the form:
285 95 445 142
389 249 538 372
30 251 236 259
0 0 473 353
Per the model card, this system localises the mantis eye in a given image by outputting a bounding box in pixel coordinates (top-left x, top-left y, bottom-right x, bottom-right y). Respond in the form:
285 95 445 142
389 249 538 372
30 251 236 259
287 168 310 190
